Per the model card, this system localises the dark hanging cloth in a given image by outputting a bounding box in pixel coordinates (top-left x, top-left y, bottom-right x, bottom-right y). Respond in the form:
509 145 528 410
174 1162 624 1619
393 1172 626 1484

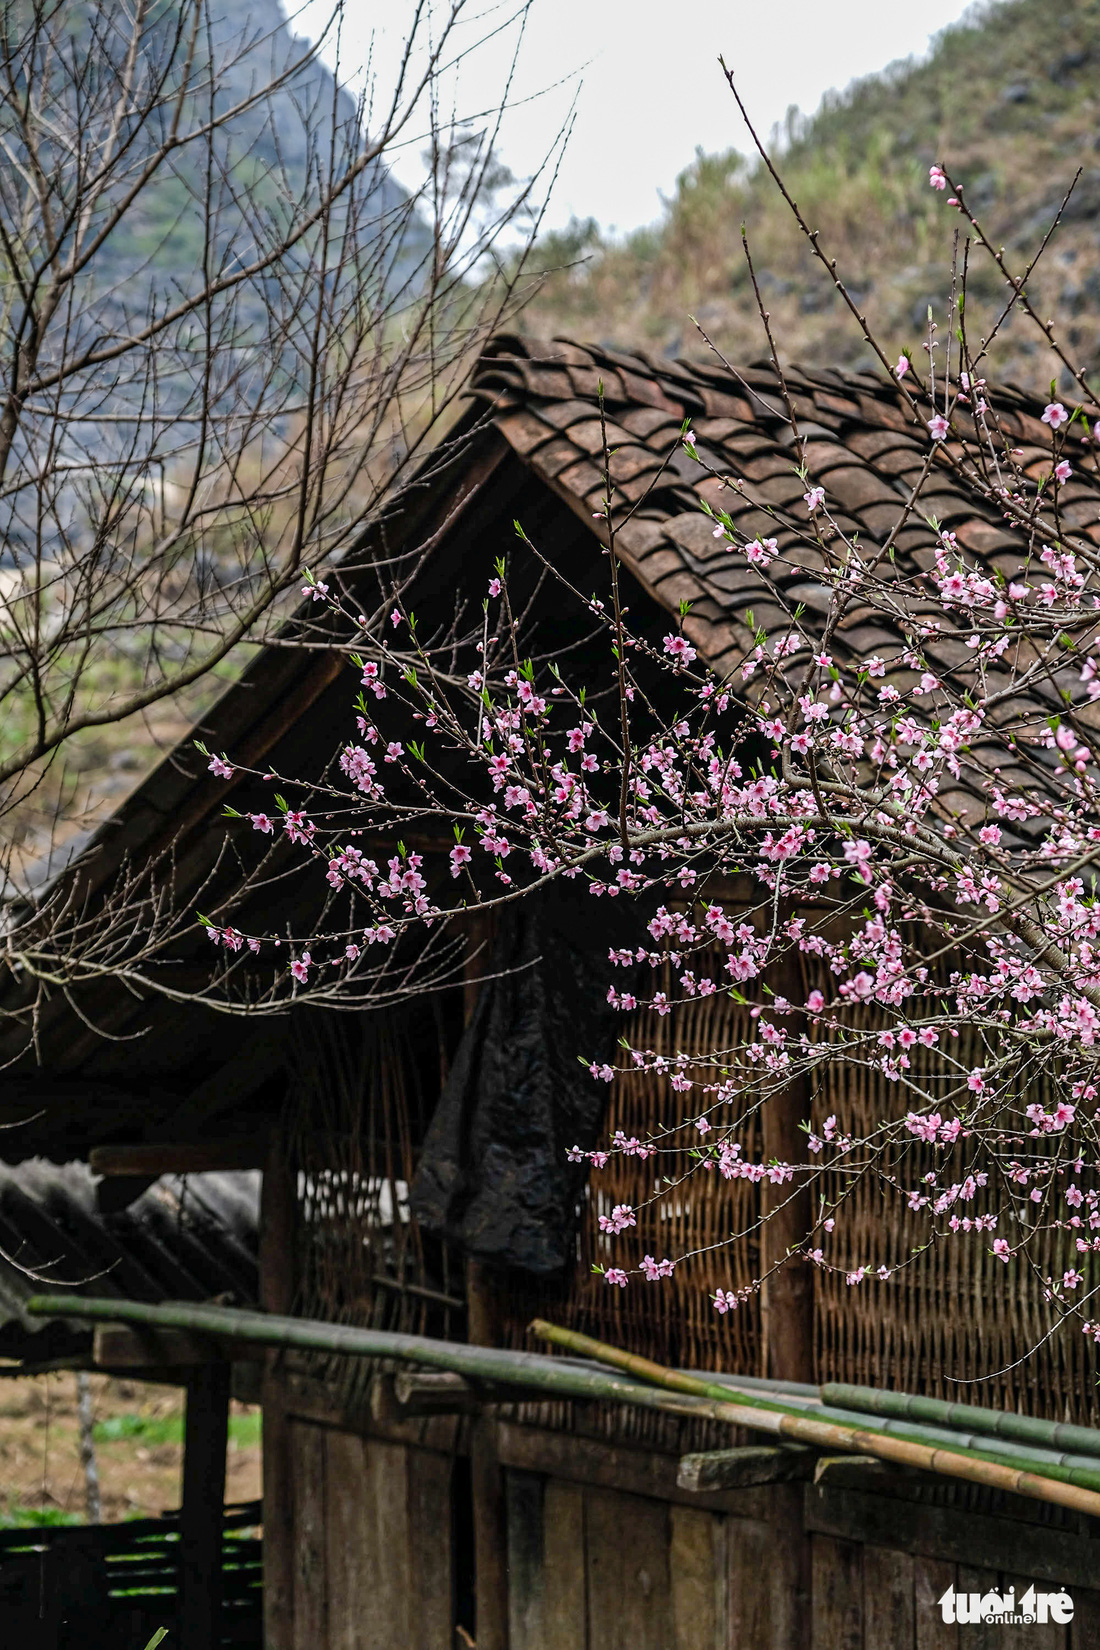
410 892 640 1275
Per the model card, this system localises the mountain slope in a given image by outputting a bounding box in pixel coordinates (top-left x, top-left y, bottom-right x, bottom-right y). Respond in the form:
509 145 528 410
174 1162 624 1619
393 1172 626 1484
525 0 1100 396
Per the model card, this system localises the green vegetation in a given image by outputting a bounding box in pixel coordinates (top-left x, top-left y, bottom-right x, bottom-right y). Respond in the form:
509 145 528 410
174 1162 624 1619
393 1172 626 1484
94 1408 261 1449
526 0 1100 395
0 1503 82 1528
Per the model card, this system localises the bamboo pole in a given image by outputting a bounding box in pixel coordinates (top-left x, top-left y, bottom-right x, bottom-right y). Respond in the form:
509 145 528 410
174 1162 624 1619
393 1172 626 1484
27 1295 1100 1521
22 1293 742 1412
529 1319 1100 1520
822 1382 1100 1464
685 1370 1100 1480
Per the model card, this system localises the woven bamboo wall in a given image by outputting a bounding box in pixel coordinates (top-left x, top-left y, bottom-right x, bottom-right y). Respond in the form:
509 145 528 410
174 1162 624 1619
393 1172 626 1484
811 1016 1099 1422
497 982 763 1378
286 1011 463 1405
492 982 765 1452
287 958 1097 1428
496 946 1099 1427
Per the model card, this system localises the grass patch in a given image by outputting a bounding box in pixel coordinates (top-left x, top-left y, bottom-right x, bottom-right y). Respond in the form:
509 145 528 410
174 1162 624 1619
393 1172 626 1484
94 1409 261 1449
0 1504 82 1528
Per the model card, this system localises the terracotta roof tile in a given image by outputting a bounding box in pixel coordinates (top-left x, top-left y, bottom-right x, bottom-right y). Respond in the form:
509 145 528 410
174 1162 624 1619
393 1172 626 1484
699 387 755 419
493 408 556 455
871 447 928 479
556 457 606 498
843 427 922 461
563 417 631 455
823 465 905 511
527 435 582 479
615 367 685 413
466 336 1100 753
618 406 682 439
532 398 600 432
665 514 724 558
607 445 663 484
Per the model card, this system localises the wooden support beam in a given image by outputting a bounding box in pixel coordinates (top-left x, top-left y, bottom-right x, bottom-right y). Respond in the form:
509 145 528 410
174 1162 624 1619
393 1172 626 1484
90 1136 267 1176
395 1369 478 1412
93 1324 248 1369
179 1361 230 1650
761 945 816 1384
260 1127 297 1650
811 1455 890 1488
677 1445 814 1493
495 1420 773 1516
376 1368 550 1416
466 1261 511 1650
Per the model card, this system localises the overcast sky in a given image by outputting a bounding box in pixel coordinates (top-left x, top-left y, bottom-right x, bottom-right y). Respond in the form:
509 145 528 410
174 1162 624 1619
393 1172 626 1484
293 0 975 234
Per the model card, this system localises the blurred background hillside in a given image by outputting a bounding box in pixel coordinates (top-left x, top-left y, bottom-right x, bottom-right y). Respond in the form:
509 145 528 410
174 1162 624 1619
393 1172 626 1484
521 0 1100 397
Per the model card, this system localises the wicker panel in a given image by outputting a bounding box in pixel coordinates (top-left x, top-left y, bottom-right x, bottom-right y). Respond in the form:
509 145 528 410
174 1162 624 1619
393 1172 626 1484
496 976 764 1456
810 1011 1100 1423
287 1012 463 1406
285 964 1097 1436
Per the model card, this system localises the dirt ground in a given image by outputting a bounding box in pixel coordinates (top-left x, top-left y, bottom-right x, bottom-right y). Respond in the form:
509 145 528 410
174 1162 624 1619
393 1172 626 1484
0 1371 261 1524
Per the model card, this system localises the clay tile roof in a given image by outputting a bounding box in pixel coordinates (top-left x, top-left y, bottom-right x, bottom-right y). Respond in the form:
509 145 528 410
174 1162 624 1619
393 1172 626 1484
468 333 1100 833
470 333 1094 661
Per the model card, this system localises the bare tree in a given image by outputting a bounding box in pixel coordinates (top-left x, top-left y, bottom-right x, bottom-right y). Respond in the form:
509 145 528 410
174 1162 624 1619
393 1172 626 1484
0 0 552 880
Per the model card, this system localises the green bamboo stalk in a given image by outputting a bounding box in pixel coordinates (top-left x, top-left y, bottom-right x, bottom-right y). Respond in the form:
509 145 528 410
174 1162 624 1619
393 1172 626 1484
22 1293 759 1419
29 1294 1100 1521
529 1319 1100 1519
693 1372 1100 1480
823 1382 1100 1464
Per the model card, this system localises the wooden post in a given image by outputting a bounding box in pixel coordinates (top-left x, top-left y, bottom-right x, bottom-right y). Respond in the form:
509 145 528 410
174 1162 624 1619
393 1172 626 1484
760 946 816 1384
467 1259 511 1650
179 1361 230 1650
461 914 510 1648
261 1126 297 1650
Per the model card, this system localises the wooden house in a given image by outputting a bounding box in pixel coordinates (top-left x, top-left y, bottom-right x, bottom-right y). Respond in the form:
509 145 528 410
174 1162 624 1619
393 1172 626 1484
5 337 1100 1648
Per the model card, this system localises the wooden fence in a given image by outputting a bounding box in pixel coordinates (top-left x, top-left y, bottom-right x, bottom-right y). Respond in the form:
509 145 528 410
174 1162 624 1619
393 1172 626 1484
0 1499 262 1650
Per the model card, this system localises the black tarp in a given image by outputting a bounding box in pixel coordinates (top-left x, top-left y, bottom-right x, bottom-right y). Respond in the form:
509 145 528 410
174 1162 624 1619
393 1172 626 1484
410 893 639 1274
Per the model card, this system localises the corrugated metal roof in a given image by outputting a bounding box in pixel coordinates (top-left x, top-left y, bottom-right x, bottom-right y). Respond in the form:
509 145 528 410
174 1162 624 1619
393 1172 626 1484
0 1161 258 1364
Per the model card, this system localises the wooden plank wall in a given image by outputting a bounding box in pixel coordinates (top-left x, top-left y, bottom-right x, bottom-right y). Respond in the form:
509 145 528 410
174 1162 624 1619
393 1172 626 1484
265 1389 1100 1650
502 1468 1100 1650
285 1420 454 1650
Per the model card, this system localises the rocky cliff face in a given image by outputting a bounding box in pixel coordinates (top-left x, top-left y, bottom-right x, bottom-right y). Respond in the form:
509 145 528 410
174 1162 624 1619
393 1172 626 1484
1 0 423 489
82 0 415 309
